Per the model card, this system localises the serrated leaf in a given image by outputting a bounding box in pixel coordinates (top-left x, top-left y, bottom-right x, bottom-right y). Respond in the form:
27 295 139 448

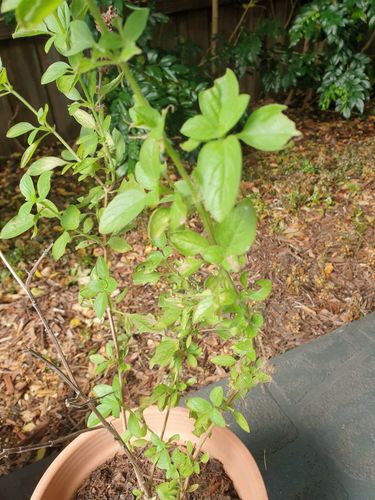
195 135 241 222
238 104 300 151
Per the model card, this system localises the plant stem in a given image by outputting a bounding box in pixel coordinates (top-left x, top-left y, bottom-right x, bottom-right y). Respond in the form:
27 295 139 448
0 250 151 499
163 138 216 245
106 305 128 431
9 89 80 162
0 426 104 460
182 389 239 497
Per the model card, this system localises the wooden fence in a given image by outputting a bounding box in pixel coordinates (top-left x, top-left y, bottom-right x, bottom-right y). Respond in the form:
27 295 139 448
0 0 290 156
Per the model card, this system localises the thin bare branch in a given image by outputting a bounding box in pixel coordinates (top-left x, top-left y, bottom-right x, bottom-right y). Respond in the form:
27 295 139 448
26 243 53 288
0 426 104 461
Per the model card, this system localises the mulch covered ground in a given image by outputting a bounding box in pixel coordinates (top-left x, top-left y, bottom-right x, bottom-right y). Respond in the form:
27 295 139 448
0 110 374 475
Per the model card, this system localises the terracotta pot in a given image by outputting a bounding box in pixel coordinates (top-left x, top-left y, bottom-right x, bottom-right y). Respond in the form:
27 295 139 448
31 406 268 500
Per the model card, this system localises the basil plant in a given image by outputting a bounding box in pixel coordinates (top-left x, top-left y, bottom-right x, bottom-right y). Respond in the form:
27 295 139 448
0 1 299 498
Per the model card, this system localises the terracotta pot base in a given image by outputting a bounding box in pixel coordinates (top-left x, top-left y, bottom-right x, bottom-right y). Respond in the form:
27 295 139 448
31 407 268 500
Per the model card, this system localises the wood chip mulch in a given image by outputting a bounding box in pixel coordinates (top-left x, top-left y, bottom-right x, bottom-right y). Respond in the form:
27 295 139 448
0 110 374 475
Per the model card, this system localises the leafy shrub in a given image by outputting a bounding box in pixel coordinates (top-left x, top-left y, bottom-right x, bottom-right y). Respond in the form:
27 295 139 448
0 1 299 498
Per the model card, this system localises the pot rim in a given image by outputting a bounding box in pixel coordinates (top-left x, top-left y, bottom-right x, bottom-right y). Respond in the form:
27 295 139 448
32 406 268 500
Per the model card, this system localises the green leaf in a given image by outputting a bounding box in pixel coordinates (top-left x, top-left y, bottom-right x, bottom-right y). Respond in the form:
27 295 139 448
186 397 211 414
0 213 34 239
195 135 241 222
19 174 35 200
37 172 52 200
210 408 226 427
233 410 250 432
52 231 70 260
1 0 21 14
247 279 272 301
89 353 106 365
61 205 80 231
198 69 248 135
66 20 95 56
95 256 109 279
176 257 203 277
41 62 70 84
209 386 224 407
133 271 160 285
37 199 59 219
180 115 217 142
16 0 64 27
193 293 214 323
135 137 162 190
169 229 208 256
201 245 225 265
21 142 39 168
181 69 248 141
108 236 132 253
181 138 201 152
94 292 108 319
99 187 145 235
28 156 67 176
72 109 96 129
150 338 178 368
211 354 236 367
7 122 34 138
214 199 256 256
87 402 112 428
92 384 112 398
123 8 149 43
148 207 170 245
238 104 300 152
169 193 187 230
128 412 147 438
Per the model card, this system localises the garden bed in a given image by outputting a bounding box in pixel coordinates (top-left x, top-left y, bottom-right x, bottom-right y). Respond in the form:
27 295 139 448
0 109 374 474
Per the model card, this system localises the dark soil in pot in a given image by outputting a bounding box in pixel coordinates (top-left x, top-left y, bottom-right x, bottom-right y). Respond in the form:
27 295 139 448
75 452 240 499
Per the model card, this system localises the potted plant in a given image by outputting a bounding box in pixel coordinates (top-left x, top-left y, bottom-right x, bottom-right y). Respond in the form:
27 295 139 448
0 1 299 498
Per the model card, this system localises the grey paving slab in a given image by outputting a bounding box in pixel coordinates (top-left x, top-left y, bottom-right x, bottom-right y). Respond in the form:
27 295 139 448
1 312 374 499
